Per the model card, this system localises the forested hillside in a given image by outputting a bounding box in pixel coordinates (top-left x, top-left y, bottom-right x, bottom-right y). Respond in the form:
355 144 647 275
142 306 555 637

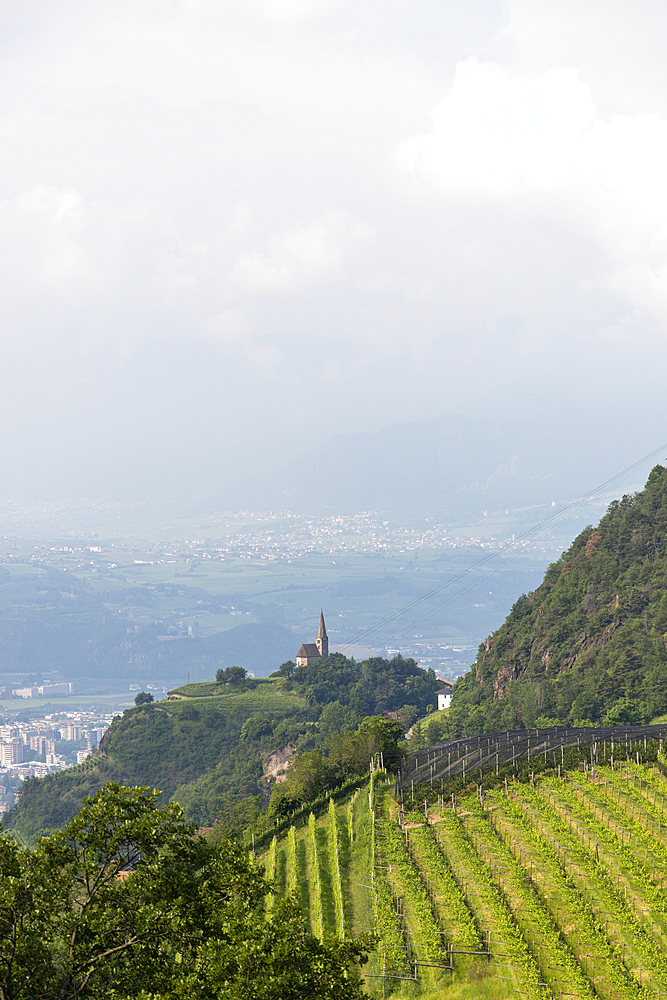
449 464 667 734
3 654 439 841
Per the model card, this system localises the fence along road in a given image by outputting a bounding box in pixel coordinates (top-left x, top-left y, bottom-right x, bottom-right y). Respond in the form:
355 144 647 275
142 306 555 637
396 723 667 791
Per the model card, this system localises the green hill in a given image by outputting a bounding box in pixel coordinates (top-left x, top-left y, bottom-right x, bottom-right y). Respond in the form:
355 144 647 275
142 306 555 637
450 464 667 735
3 654 440 842
4 680 302 842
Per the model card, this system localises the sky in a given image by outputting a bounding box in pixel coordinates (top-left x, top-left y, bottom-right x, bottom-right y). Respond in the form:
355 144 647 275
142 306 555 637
1 0 667 500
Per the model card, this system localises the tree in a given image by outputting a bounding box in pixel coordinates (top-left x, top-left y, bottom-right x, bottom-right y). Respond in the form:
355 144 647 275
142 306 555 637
318 700 354 739
397 704 417 731
216 666 247 685
275 660 295 678
0 784 371 999
134 691 154 705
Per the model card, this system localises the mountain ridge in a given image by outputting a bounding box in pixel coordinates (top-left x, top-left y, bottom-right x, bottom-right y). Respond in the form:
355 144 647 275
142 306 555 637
449 464 667 734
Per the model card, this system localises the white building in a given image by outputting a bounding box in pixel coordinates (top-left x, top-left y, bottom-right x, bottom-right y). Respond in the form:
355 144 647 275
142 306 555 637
0 740 27 766
38 683 73 696
60 724 81 742
436 682 453 711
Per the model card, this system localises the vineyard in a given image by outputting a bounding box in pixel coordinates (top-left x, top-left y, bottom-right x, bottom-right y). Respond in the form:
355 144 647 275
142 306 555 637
257 743 667 998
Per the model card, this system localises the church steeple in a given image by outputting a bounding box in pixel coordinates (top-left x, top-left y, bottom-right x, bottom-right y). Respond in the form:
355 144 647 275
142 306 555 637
316 609 329 659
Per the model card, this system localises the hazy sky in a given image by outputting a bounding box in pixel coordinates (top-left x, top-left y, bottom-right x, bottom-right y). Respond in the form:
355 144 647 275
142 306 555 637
2 1 667 499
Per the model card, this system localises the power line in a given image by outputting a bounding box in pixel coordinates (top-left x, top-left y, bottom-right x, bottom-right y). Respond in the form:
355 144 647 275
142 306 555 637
338 441 667 651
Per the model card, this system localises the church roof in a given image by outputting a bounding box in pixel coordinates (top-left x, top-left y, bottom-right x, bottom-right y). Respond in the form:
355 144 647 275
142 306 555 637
297 643 320 658
317 610 327 639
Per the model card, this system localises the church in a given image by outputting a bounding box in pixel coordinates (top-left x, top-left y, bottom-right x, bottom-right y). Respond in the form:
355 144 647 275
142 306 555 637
296 610 329 667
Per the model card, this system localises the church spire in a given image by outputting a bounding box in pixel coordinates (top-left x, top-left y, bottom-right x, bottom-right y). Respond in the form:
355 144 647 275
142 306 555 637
316 609 329 659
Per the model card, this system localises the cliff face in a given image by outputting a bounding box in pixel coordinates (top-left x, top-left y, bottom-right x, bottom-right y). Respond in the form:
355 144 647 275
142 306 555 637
449 465 667 734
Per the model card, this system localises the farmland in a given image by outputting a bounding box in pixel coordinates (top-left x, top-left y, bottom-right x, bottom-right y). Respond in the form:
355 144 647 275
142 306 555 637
257 749 667 998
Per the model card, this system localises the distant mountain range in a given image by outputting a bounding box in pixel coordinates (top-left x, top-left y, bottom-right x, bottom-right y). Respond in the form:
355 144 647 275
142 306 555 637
221 412 657 521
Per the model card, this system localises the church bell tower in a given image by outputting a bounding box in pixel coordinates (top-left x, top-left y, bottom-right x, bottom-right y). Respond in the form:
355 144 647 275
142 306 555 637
316 609 329 659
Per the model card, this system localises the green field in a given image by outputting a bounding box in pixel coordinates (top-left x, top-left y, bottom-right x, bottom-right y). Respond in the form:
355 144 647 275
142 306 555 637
257 760 667 998
167 678 305 711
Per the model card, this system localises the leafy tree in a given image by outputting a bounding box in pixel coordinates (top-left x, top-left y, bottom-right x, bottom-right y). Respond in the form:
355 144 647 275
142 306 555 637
397 704 417 730
134 691 154 705
271 715 406 815
317 700 356 739
275 660 295 678
0 783 371 999
284 652 439 716
216 665 247 685
240 716 275 744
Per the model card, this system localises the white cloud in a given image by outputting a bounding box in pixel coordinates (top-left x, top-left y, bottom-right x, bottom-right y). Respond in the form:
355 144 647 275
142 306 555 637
400 58 597 192
228 210 372 295
4 3 667 497
400 57 667 337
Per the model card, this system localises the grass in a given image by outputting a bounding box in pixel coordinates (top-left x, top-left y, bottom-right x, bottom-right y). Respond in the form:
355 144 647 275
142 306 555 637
169 679 275 698
315 823 337 937
165 683 304 713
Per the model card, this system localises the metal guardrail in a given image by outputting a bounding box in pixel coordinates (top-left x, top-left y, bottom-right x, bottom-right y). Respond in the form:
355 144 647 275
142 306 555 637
395 723 667 790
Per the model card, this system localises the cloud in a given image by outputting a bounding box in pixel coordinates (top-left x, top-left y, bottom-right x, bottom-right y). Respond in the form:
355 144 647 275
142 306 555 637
228 210 372 295
400 58 597 192
3 3 667 499
399 57 667 338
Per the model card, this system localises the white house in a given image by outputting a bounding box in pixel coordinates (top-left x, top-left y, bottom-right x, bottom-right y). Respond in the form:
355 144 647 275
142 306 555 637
436 682 453 711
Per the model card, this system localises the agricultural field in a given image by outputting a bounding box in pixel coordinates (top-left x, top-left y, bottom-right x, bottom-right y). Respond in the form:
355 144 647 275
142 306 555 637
257 753 667 998
166 677 305 712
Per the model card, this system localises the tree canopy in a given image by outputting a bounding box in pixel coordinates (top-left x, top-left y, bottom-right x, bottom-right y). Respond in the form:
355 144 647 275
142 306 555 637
0 783 371 1000
280 651 440 716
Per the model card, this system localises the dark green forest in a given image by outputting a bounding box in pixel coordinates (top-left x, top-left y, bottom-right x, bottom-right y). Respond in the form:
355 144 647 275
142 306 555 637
449 464 667 734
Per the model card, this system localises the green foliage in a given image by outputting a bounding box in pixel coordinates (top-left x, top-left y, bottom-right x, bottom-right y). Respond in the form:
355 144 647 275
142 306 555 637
450 465 667 733
6 653 439 844
318 700 357 738
0 783 372 1000
328 799 346 938
309 812 324 940
269 715 404 816
134 691 154 705
4 696 292 839
216 664 247 684
433 809 545 997
408 825 479 952
274 660 295 678
285 652 440 717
